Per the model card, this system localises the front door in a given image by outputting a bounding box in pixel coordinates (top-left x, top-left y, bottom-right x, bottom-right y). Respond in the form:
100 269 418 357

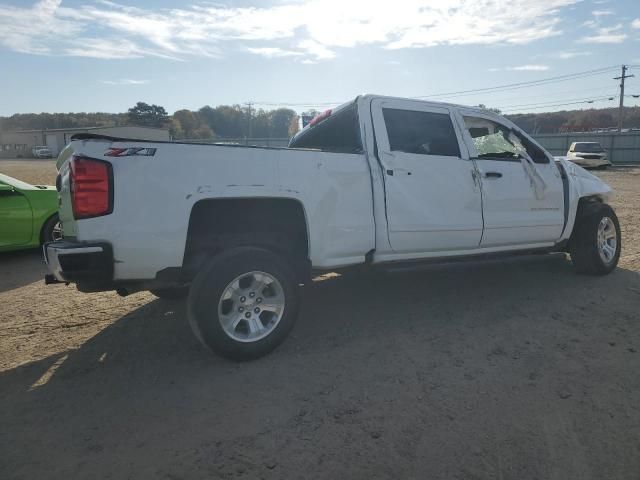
372 99 483 254
0 184 33 247
456 111 564 247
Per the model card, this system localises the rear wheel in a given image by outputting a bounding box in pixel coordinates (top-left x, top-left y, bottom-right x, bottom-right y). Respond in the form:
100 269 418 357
570 203 620 275
187 247 299 361
41 214 62 244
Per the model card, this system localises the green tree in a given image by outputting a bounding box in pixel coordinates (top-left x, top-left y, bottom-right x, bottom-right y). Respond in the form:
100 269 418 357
127 102 168 127
269 108 297 137
478 104 502 114
288 114 300 136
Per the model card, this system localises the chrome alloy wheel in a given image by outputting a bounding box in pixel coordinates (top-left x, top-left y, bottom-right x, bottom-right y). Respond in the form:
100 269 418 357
596 217 617 264
217 271 285 342
52 221 63 242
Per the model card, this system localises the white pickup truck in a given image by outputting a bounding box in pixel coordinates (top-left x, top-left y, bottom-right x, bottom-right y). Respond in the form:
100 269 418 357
45 95 621 360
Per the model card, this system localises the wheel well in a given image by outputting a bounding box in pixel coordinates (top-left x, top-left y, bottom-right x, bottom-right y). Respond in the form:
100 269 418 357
576 195 604 218
183 198 310 281
39 212 59 244
569 195 605 245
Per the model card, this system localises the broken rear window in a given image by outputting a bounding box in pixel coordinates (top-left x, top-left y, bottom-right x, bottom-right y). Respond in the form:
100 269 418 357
289 104 362 153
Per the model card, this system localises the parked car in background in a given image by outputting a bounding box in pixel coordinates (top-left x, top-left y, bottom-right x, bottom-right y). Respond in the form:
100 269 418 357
0 174 60 252
44 95 621 360
566 142 611 169
32 146 53 158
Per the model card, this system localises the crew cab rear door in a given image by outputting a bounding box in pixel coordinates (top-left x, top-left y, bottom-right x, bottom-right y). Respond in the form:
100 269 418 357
371 98 483 253
455 109 564 247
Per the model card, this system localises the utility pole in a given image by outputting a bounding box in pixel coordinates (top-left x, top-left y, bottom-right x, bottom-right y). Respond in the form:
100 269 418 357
245 102 253 140
614 65 634 132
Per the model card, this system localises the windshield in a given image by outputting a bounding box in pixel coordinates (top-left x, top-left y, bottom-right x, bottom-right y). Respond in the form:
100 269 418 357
0 173 33 190
574 143 604 153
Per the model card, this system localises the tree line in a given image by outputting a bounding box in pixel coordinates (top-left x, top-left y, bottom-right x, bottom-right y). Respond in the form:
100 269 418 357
506 106 640 134
0 102 301 140
1 102 638 137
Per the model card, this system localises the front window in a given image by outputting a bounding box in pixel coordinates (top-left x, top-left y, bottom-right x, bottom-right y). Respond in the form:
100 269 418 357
463 116 548 163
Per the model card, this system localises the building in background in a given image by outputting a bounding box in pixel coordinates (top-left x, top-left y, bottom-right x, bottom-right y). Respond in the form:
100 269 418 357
0 126 171 159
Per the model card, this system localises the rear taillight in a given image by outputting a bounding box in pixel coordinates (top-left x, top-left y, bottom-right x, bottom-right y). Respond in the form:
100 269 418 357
70 156 113 219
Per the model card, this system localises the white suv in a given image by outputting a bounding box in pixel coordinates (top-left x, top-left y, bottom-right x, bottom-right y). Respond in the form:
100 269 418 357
566 142 611 169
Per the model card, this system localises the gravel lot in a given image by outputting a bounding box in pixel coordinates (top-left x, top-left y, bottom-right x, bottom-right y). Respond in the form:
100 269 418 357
1 159 639 479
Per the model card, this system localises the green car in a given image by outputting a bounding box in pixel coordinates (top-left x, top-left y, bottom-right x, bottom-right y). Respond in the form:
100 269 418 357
0 173 61 253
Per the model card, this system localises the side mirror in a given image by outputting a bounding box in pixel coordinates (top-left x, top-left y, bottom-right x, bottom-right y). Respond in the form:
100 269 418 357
0 184 20 197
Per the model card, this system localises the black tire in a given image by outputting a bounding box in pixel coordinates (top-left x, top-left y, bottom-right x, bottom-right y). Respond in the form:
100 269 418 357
41 214 61 244
187 247 299 361
149 286 189 300
570 203 621 275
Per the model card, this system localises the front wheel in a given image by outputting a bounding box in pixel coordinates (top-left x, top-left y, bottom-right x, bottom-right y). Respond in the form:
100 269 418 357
187 247 300 361
570 203 621 275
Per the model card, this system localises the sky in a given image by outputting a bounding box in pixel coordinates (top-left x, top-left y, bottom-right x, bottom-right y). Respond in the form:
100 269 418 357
0 0 639 116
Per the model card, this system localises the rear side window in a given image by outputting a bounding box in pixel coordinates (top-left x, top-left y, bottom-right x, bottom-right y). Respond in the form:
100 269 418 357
382 108 461 157
289 104 362 153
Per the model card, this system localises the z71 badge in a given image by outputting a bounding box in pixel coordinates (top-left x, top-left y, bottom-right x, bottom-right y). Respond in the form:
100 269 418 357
105 147 157 157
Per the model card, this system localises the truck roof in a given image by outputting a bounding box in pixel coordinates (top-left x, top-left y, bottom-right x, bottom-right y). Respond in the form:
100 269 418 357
357 94 488 113
291 94 505 142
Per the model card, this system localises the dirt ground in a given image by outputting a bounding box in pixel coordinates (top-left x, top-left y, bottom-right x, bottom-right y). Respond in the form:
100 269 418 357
1 159 639 479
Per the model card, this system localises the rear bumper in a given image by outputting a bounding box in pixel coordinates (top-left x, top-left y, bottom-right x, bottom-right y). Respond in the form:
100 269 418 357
43 241 113 284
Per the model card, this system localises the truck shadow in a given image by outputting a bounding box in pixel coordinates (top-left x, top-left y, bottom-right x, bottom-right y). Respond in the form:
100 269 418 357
2 254 639 477
3 253 640 392
0 249 47 293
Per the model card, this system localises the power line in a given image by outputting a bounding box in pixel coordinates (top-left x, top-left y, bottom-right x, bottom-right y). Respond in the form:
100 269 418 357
498 94 617 110
502 96 618 114
409 66 619 100
252 66 621 108
473 84 617 107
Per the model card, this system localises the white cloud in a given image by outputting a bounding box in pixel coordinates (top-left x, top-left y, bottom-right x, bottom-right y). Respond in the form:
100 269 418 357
508 64 551 71
489 64 551 72
580 23 627 43
632 18 640 29
100 78 150 85
297 39 336 60
591 10 613 16
247 47 302 58
552 50 592 59
0 0 580 62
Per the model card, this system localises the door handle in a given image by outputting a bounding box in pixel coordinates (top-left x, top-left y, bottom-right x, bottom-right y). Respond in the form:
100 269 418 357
386 168 412 176
484 172 503 178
